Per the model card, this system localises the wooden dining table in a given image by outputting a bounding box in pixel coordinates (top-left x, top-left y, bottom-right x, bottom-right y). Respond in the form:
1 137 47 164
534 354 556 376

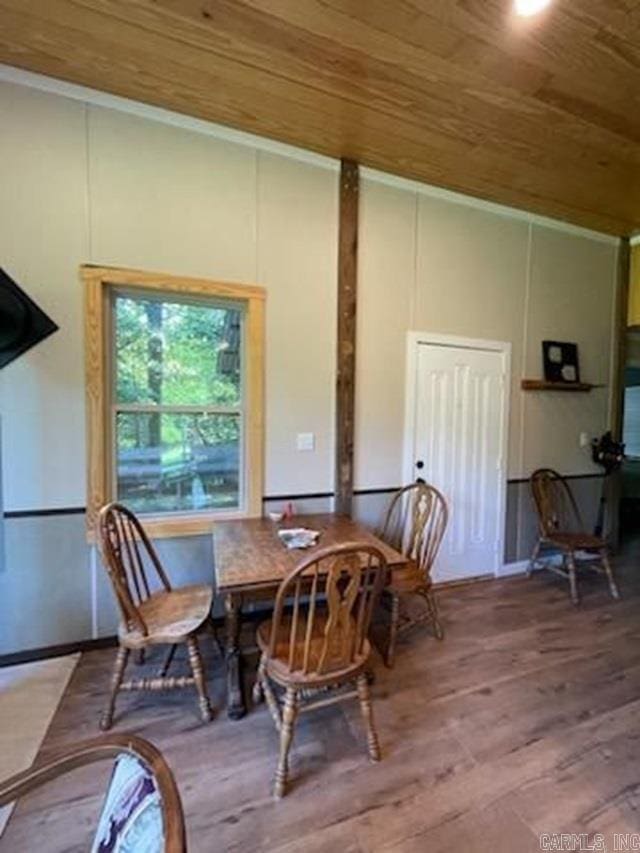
213 512 408 719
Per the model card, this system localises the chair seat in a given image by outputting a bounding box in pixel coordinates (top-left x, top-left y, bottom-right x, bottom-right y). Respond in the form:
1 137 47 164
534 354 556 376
257 612 370 686
119 584 213 648
545 532 606 551
388 561 427 593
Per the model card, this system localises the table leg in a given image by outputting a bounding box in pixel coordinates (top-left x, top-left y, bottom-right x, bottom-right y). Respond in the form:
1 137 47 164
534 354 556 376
224 593 246 719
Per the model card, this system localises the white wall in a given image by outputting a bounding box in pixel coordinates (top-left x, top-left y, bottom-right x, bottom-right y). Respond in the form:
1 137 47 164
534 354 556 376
0 83 89 509
0 80 338 510
355 176 619 490
0 72 622 654
0 76 619 514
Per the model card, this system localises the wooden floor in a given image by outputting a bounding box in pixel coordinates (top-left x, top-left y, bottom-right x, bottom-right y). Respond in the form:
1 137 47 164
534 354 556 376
4 552 640 852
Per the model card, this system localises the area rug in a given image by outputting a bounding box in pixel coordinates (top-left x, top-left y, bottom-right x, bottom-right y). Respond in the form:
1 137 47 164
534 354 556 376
0 654 80 838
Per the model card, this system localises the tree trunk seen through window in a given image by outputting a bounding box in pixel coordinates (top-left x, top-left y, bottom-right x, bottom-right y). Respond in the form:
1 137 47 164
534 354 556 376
146 301 163 451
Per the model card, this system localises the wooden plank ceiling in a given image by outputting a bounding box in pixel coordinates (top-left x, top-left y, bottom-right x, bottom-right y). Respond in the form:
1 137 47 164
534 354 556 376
0 0 639 235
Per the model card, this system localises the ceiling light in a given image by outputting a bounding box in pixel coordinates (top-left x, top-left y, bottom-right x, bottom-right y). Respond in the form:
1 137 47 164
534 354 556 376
514 0 552 16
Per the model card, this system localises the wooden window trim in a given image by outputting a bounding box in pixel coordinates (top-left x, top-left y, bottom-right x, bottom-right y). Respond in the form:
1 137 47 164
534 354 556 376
82 264 265 542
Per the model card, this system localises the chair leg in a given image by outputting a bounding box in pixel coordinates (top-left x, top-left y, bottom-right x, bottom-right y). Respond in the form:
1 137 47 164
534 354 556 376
274 687 298 799
252 653 266 704
186 637 213 723
157 644 177 678
421 587 444 640
263 671 282 731
356 672 381 762
386 590 400 668
100 646 129 731
566 552 580 606
601 550 620 600
527 538 542 577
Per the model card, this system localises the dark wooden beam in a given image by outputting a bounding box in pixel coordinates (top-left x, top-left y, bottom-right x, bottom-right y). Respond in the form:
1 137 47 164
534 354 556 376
608 235 631 549
335 159 359 515
612 236 631 442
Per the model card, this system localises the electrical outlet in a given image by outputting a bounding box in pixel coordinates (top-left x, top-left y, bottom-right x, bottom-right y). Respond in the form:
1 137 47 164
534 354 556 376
579 432 590 449
296 432 315 451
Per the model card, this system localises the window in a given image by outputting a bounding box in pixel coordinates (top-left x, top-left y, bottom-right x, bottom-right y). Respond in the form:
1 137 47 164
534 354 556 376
83 266 265 540
113 291 244 514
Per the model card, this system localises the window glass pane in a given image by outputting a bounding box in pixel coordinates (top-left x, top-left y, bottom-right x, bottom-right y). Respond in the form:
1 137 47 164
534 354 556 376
114 294 242 407
116 412 240 513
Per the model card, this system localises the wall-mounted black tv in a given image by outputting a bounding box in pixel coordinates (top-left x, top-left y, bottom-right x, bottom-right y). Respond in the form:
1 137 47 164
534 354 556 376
0 268 58 369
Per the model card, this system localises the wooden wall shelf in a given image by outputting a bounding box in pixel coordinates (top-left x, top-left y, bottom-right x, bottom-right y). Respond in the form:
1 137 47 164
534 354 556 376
521 379 602 392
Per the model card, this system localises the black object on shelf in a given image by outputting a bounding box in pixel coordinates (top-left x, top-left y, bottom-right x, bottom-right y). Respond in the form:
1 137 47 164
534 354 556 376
542 340 580 384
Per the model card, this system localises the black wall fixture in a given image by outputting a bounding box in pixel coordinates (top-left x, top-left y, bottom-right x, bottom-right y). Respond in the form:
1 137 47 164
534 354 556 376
0 268 58 369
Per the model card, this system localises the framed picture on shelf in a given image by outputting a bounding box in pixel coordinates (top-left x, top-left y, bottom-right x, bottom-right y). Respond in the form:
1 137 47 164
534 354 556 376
542 341 580 384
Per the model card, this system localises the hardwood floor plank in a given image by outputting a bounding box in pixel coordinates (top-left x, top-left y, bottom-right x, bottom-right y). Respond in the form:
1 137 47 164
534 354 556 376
506 721 640 848
3 553 640 851
375 799 541 853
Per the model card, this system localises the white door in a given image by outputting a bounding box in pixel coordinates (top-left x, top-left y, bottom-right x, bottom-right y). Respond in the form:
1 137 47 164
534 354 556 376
408 340 508 581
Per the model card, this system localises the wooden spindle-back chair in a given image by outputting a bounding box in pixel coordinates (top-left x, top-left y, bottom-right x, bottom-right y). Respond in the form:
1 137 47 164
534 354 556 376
531 467 585 538
253 542 388 798
378 483 448 666
0 735 186 852
529 469 619 605
98 502 215 729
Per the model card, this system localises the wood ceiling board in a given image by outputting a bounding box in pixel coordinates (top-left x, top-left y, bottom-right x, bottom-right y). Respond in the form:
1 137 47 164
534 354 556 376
239 0 640 160
0 0 637 235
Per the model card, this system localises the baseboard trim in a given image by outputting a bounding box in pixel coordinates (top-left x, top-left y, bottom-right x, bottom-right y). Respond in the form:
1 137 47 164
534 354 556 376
497 560 530 578
433 573 495 589
0 610 273 667
0 636 118 668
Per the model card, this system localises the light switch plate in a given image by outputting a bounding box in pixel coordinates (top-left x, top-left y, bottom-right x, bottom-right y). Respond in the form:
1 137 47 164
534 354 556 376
297 432 315 451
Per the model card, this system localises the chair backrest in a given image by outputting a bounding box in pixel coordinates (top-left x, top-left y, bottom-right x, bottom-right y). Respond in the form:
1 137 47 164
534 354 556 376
268 543 387 678
0 734 186 853
530 468 584 536
98 502 172 635
380 483 448 577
